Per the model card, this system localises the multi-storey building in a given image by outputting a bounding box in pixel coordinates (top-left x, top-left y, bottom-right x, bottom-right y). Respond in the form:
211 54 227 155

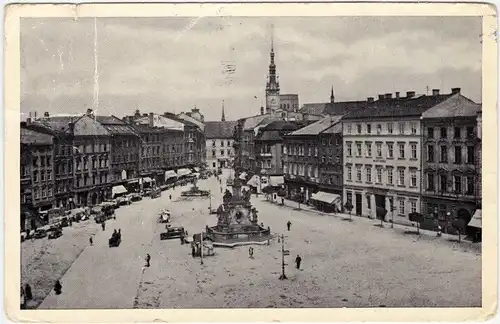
205 120 237 170
132 124 164 186
175 112 206 168
342 90 454 224
279 94 299 112
300 87 366 116
20 126 55 222
96 116 141 185
420 90 482 226
255 120 299 181
162 128 185 171
283 116 342 206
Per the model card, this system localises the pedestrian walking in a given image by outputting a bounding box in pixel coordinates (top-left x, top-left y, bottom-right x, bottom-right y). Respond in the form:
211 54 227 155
146 254 151 267
295 255 302 269
101 222 106 231
25 284 33 301
281 197 285 205
287 221 292 231
54 280 62 295
248 247 254 259
89 236 93 246
169 194 172 200
191 244 196 258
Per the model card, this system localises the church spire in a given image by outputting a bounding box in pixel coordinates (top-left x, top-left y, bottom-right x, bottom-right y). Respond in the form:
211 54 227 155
330 86 335 103
221 100 226 121
267 24 279 91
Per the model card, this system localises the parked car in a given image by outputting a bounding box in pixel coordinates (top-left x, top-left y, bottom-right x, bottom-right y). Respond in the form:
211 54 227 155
33 228 48 239
160 226 186 240
129 193 142 202
48 227 63 239
117 196 131 206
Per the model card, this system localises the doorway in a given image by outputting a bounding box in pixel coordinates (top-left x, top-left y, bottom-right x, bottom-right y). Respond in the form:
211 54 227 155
355 193 362 216
375 194 386 209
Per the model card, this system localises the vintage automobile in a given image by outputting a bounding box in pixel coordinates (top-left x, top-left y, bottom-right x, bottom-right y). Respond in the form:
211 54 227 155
117 195 131 206
159 210 171 223
48 227 63 239
160 226 186 240
109 231 121 247
143 188 152 197
33 227 48 239
129 193 142 202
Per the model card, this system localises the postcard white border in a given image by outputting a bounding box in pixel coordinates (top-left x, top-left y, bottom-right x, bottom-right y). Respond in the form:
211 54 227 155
4 3 498 323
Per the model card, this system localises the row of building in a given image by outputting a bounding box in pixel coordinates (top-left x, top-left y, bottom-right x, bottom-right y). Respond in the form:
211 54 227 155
21 107 206 223
233 87 482 230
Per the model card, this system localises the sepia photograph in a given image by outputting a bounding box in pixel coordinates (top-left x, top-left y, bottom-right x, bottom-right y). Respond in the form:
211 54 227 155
4 2 497 323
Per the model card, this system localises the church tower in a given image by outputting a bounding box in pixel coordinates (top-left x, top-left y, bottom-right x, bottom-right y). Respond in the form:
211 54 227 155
221 100 226 121
265 25 280 114
330 86 335 103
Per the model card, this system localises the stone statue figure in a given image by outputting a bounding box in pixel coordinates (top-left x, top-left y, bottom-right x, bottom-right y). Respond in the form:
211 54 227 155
251 207 258 224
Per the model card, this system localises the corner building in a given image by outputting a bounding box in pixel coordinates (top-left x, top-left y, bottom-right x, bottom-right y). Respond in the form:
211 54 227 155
342 91 454 225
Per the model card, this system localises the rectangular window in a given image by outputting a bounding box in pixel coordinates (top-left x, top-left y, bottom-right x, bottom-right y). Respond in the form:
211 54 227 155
356 143 362 156
376 168 382 183
454 176 462 193
411 144 417 159
410 170 417 187
454 146 462 164
410 201 417 214
399 143 405 159
357 124 362 134
367 124 372 134
467 146 475 164
346 142 352 156
398 168 405 186
454 127 461 139
367 196 371 209
399 200 405 214
376 124 382 134
466 176 474 195
366 167 372 182
47 171 52 181
466 126 474 138
220 150 225 156
439 174 448 192
347 192 352 203
366 143 372 157
347 166 352 181
356 167 362 182
387 123 393 134
347 124 352 134
440 127 447 139
411 123 417 134
427 173 435 191
440 146 448 163
376 143 382 157
387 143 394 158
399 123 405 134
427 127 434 138
387 168 393 185
41 171 45 181
427 145 434 162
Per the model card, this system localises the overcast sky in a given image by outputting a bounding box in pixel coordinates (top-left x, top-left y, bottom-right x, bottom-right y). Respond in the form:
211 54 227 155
21 16 482 121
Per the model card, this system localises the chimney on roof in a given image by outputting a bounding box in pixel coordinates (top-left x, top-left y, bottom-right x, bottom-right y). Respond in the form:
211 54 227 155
367 97 374 103
34 111 37 119
432 89 440 96
395 92 400 99
135 109 140 117
378 94 384 100
451 87 461 95
385 93 392 99
406 91 416 98
148 113 154 127
44 112 49 118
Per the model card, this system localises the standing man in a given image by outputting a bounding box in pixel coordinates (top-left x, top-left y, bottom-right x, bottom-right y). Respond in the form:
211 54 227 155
89 236 93 246
287 221 292 231
295 255 302 269
146 254 151 267
248 247 254 259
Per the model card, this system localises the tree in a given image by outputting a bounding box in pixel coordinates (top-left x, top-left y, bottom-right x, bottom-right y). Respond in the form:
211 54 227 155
376 207 388 227
409 212 424 234
344 201 354 221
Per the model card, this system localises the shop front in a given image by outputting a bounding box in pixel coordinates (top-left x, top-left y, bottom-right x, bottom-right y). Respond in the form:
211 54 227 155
311 191 342 213
467 209 482 242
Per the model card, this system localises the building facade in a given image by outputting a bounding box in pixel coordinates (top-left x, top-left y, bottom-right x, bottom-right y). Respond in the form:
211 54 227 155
205 121 237 170
279 94 299 112
342 91 454 224
96 115 141 183
132 124 164 186
420 92 482 226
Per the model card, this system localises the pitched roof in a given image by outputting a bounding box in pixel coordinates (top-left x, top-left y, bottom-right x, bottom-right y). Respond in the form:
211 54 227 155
300 103 328 115
204 121 237 139
326 100 367 115
21 127 53 145
262 120 299 131
255 130 283 141
421 94 481 119
289 116 343 136
242 114 270 130
134 114 186 131
35 116 82 133
131 124 164 134
177 113 205 131
321 122 343 134
343 94 454 120
73 115 111 136
95 115 138 136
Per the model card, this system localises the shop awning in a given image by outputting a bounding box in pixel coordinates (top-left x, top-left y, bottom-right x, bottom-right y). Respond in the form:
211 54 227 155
112 185 128 196
165 170 178 179
269 175 285 187
177 168 192 176
468 209 482 229
247 175 259 187
143 177 153 183
311 191 341 205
